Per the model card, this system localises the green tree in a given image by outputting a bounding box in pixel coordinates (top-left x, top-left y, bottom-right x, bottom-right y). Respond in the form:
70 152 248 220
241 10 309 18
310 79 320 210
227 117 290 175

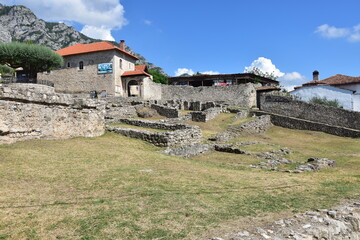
0 64 14 75
148 68 168 84
245 67 278 80
0 42 63 80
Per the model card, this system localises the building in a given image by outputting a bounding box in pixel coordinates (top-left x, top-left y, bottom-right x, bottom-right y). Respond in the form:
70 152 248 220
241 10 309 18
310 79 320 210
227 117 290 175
38 41 160 99
168 73 279 87
291 71 360 111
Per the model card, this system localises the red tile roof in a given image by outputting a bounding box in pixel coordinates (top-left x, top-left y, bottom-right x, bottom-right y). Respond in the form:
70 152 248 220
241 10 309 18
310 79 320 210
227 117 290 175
295 74 360 89
122 65 151 77
56 41 138 60
317 74 360 85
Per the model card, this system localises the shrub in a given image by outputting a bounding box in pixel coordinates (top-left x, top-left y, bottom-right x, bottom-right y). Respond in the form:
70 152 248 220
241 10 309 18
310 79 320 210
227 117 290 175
148 69 168 84
309 96 343 108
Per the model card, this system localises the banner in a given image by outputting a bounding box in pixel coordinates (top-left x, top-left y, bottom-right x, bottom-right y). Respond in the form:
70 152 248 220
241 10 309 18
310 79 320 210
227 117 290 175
98 63 113 74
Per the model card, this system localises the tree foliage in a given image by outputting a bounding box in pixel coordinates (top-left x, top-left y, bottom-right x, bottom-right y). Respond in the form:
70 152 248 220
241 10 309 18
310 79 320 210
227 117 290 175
0 64 14 75
0 42 63 79
309 96 343 108
148 68 168 84
245 67 278 80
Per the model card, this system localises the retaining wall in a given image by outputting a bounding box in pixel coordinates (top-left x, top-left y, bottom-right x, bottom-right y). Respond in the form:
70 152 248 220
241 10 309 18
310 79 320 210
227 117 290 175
255 111 360 138
106 119 202 147
161 83 256 108
151 104 180 118
260 95 360 130
191 107 222 122
0 84 105 144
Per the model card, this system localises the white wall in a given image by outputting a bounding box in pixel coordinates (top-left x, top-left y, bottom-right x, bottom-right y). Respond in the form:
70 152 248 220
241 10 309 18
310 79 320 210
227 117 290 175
339 83 360 93
353 94 360 111
142 77 162 100
291 85 354 111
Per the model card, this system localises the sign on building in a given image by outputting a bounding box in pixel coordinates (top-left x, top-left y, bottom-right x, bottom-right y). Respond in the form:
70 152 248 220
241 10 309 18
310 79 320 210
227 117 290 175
98 63 113 74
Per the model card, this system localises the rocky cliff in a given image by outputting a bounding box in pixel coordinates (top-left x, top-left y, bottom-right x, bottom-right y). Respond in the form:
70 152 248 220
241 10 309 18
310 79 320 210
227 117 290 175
0 3 167 75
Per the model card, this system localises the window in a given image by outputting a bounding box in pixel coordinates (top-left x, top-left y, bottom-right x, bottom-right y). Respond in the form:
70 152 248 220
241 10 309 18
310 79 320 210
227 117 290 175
120 59 123 69
79 61 84 70
67 62 70 68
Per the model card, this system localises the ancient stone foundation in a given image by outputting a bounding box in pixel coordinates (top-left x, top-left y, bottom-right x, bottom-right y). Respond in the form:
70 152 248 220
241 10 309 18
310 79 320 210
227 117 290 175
191 107 222 122
106 119 202 147
150 104 180 118
0 84 105 144
260 95 360 130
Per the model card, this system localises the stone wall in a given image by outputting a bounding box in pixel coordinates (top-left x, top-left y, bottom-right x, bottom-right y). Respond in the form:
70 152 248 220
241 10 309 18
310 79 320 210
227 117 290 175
191 107 222 122
161 83 256 108
142 78 162 100
0 84 105 144
151 104 180 118
106 119 202 147
212 199 360 240
212 115 273 142
255 111 360 138
260 95 360 130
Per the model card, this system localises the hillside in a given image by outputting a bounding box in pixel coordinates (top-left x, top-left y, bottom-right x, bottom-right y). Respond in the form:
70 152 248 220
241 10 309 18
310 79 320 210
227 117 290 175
0 3 167 75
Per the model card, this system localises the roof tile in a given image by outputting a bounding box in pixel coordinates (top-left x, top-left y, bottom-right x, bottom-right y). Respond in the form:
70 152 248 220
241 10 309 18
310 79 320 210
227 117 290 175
122 65 151 77
56 41 138 60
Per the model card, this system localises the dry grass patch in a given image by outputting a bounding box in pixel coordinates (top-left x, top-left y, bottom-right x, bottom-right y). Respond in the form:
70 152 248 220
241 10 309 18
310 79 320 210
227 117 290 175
0 122 359 239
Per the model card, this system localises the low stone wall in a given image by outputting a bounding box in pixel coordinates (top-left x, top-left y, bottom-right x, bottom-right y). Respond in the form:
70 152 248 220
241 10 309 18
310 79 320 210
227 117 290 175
106 119 202 147
212 199 360 240
212 115 273 142
191 107 222 122
260 95 360 130
105 106 138 122
161 83 257 108
0 84 105 144
255 111 360 138
150 104 180 118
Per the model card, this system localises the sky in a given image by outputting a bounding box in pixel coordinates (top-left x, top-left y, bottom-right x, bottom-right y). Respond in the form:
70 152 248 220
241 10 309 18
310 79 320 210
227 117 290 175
1 0 360 90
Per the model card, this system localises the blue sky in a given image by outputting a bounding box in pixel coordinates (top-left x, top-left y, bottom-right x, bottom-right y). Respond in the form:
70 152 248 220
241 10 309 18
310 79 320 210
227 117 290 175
1 0 360 89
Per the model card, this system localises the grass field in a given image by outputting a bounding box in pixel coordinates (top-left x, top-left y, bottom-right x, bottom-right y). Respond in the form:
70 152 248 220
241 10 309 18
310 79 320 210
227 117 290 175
0 113 359 239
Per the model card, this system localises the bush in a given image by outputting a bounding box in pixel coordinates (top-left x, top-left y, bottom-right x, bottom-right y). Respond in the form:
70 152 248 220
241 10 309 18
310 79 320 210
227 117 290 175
309 96 343 108
0 64 14 75
148 69 168 84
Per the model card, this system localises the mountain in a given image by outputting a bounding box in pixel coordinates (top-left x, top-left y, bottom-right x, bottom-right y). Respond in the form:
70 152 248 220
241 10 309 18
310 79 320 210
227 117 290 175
0 3 167 75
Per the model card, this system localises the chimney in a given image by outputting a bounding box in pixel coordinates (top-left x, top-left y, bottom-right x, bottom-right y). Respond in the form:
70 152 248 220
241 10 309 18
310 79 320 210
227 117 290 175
119 40 125 50
313 70 319 81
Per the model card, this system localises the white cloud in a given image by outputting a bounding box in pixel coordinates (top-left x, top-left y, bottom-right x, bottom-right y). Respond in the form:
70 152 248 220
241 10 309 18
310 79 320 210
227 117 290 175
349 24 360 42
278 72 306 82
315 24 349 38
144 20 152 25
8 0 127 40
244 57 284 78
81 25 114 41
175 68 195 76
244 57 307 90
201 71 220 75
315 23 360 42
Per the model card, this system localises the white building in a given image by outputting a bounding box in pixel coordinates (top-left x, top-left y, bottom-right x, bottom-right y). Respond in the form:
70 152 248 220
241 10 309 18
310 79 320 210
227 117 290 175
291 71 360 111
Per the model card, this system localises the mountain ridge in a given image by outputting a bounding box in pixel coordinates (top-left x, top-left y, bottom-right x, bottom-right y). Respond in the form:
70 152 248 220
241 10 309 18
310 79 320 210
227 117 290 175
0 3 167 75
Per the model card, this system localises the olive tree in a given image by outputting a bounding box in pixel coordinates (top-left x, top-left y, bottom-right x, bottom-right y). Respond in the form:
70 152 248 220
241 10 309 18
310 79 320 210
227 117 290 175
0 42 63 80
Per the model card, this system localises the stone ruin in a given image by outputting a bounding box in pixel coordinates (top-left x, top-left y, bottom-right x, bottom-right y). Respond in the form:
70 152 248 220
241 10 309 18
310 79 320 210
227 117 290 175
106 119 202 147
0 84 105 144
211 199 360 240
0 83 339 175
